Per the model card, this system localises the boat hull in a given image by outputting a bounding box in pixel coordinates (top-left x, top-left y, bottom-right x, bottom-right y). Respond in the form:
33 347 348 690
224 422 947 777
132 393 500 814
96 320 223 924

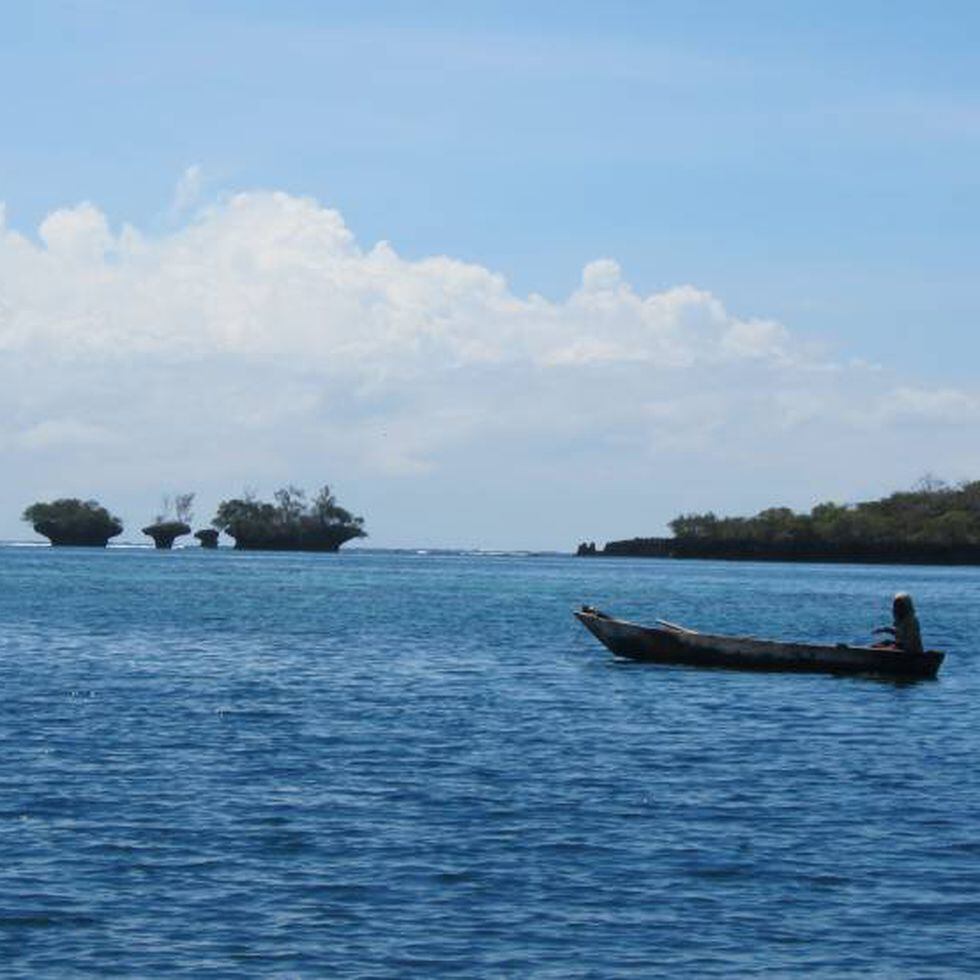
574 610 944 679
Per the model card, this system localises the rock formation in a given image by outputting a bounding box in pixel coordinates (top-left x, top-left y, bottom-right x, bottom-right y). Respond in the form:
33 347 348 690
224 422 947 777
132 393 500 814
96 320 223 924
142 521 191 550
212 484 366 552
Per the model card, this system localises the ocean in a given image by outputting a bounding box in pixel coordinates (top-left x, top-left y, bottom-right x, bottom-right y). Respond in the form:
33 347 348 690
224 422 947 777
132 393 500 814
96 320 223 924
1 545 978 977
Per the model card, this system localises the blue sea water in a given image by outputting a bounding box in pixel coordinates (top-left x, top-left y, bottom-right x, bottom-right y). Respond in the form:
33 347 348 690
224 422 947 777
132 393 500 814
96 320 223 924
1 545 979 978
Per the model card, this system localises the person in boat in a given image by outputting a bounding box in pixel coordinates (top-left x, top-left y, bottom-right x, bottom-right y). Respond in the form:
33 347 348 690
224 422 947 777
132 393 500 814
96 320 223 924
872 592 924 654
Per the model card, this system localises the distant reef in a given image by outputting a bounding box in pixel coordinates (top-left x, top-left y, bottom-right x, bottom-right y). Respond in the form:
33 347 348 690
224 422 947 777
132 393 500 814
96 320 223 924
212 485 365 552
142 521 191 550
578 480 980 565
23 498 123 547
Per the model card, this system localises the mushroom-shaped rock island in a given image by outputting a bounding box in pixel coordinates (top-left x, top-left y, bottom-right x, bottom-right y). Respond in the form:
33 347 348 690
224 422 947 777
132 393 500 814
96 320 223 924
195 528 219 549
212 484 366 552
23 498 124 547
142 521 192 549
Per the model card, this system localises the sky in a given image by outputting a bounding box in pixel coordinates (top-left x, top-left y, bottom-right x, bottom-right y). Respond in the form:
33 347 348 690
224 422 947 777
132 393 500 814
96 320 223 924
1 1 978 549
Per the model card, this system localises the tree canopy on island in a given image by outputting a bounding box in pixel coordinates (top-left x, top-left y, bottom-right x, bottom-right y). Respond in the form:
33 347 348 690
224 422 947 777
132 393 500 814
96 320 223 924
212 485 366 551
668 479 980 547
23 498 123 547
590 478 980 562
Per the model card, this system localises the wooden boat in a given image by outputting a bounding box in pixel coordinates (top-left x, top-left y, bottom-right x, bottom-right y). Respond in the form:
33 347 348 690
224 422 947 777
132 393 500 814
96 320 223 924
574 607 944 679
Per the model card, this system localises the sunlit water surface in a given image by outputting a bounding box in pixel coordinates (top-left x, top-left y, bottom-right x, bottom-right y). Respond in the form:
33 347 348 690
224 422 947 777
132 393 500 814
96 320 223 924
1 546 978 977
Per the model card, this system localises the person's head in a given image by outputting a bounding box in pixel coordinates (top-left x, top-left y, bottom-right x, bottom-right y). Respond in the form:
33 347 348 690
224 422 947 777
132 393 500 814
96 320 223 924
893 592 915 618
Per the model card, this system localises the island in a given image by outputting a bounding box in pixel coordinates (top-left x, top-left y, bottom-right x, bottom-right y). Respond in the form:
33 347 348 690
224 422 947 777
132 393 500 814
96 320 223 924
195 529 219 549
211 484 366 552
142 493 195 549
142 521 192 549
23 498 123 547
578 480 980 565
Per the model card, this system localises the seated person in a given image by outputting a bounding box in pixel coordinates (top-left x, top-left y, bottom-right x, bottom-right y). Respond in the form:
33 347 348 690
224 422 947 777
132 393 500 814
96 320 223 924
872 592 924 654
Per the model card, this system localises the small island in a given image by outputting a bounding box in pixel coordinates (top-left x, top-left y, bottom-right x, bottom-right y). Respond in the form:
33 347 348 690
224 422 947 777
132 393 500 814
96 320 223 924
23 498 123 547
143 521 192 549
142 493 195 550
212 484 366 552
195 529 219 549
579 479 980 565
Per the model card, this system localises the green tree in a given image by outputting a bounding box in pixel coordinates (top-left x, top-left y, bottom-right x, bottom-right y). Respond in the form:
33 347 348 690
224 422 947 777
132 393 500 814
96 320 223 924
23 498 123 547
213 484 366 552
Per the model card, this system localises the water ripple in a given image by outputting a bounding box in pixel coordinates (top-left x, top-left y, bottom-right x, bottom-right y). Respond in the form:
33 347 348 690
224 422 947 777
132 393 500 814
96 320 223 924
1 548 978 976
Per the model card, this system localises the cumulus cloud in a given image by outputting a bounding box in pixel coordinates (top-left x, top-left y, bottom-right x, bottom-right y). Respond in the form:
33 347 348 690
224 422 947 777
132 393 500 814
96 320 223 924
38 203 113 262
0 194 797 371
0 189 975 546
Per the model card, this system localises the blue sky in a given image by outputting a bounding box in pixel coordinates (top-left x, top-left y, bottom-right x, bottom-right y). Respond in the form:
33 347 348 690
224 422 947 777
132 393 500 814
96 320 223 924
1 2 978 547
4 0 978 367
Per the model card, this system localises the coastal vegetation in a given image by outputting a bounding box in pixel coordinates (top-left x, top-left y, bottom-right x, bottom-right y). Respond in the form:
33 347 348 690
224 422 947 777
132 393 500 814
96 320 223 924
580 479 980 564
142 493 194 549
23 498 123 547
21 484 365 552
212 485 366 551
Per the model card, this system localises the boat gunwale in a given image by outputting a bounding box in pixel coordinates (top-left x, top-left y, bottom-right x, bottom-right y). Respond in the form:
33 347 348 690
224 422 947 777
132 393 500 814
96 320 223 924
574 608 945 677
578 611 936 655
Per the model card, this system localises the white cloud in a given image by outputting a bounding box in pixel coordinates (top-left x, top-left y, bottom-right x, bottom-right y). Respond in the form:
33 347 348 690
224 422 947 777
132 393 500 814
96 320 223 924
580 258 624 292
0 189 976 547
171 164 204 214
38 203 113 262
0 193 798 371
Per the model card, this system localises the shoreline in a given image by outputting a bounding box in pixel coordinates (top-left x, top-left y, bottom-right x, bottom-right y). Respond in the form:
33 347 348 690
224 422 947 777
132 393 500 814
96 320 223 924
580 536 980 566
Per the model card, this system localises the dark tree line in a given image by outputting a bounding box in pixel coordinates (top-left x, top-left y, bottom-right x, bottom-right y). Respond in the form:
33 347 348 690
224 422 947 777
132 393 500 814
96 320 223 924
586 479 980 564
668 480 980 548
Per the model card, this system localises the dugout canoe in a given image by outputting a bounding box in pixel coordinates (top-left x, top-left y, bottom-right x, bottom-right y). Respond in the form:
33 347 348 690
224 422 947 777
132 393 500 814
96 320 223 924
574 607 944 679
